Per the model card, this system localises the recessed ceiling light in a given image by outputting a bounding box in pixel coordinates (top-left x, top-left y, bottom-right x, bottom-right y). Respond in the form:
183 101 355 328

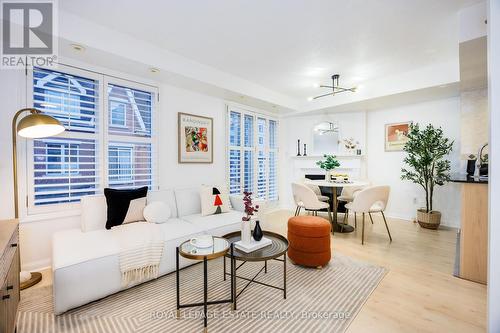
307 97 314 101
439 84 447 88
312 83 320 88
149 67 160 73
70 44 85 52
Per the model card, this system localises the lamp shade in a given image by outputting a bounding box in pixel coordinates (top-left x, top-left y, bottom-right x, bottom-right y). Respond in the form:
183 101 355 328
17 113 65 138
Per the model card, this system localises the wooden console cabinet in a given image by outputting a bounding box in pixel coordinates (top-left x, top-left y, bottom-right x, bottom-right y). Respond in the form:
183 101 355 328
0 220 20 333
459 183 488 284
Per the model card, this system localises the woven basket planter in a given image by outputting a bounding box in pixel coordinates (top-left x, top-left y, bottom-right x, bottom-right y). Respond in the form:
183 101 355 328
417 209 441 229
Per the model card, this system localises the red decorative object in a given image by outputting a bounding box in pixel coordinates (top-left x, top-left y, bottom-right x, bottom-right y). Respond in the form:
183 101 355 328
212 187 223 214
242 191 259 222
214 195 222 206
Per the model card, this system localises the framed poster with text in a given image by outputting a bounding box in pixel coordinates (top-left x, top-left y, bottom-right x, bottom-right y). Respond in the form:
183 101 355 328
178 113 213 163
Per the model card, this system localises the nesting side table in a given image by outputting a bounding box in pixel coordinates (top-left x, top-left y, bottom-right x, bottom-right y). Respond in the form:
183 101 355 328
176 236 234 333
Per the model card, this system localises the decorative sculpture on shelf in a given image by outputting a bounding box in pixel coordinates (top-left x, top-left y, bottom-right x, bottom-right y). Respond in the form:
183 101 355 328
297 139 301 156
303 143 307 156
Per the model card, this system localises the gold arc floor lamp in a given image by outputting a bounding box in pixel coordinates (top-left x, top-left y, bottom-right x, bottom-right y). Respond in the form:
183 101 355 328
12 108 65 290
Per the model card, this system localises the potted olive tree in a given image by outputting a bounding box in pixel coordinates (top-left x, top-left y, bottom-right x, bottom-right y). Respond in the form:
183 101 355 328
316 154 340 181
401 123 454 229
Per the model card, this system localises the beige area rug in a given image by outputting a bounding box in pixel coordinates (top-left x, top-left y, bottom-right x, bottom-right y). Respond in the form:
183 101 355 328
17 253 387 333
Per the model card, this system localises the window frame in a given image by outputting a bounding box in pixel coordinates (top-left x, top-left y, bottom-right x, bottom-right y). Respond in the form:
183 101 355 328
109 99 128 128
108 144 134 182
226 105 279 201
26 65 159 215
103 76 158 190
44 141 80 176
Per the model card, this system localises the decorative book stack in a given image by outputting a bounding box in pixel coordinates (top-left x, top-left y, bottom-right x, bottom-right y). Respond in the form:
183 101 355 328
234 237 272 253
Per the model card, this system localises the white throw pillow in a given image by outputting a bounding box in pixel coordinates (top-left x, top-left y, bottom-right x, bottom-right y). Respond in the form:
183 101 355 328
200 185 231 216
123 197 147 224
143 201 171 223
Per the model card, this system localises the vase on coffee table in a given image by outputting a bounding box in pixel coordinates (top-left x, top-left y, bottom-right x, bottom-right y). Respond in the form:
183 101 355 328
242 191 259 245
253 220 263 241
241 221 251 245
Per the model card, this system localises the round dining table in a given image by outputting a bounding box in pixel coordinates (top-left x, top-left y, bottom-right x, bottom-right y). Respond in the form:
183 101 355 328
304 179 369 233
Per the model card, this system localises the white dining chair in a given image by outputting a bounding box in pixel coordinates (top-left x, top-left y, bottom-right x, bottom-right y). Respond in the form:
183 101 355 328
292 184 305 217
338 185 366 226
291 182 333 230
344 185 392 245
305 183 330 202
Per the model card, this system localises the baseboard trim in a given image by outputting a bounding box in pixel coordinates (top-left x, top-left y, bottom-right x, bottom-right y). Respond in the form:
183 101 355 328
275 206 459 227
22 258 51 272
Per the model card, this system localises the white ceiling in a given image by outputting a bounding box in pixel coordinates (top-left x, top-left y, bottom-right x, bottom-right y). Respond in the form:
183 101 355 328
60 0 481 101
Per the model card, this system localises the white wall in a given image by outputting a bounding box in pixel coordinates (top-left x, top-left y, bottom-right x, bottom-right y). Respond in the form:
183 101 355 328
460 88 489 157
0 65 232 270
366 97 462 227
0 69 25 221
158 85 227 190
487 0 500 331
459 1 488 42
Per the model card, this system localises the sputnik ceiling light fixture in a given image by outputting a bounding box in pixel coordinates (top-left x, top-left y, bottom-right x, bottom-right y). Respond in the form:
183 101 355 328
310 74 356 100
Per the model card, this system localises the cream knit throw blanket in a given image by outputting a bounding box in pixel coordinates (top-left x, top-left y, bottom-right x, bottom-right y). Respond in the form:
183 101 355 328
111 222 164 287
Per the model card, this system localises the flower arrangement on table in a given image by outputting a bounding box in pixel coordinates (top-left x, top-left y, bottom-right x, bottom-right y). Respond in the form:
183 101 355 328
241 192 262 243
242 191 259 221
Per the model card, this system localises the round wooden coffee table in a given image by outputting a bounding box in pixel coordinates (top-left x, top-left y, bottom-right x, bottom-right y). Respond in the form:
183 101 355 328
222 231 289 310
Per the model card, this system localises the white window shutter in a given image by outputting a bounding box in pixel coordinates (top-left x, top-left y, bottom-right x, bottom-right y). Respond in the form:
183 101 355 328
29 67 158 211
227 107 278 201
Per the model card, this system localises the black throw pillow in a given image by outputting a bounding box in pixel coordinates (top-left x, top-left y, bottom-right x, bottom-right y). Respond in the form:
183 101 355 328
104 186 148 230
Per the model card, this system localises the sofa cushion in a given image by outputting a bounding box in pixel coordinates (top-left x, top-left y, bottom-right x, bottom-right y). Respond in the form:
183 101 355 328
53 229 120 270
81 195 108 232
143 201 171 223
147 189 178 218
175 187 201 217
122 197 147 224
182 210 245 236
81 190 178 232
104 187 148 229
158 218 202 240
55 218 200 271
200 185 231 216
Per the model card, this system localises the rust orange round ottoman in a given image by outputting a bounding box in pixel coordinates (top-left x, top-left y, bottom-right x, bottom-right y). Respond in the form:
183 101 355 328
287 216 331 268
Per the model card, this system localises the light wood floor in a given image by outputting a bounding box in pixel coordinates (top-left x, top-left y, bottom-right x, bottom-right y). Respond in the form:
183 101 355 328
266 210 487 333
34 211 486 332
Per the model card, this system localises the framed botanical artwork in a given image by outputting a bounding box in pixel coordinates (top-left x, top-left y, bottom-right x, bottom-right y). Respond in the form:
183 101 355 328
385 122 411 152
178 113 213 163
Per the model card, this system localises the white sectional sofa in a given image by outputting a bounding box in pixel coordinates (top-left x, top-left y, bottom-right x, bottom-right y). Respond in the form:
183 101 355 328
52 187 247 314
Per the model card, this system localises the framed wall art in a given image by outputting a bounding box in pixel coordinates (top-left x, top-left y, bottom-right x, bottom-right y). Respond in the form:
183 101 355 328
385 121 411 152
178 113 213 163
